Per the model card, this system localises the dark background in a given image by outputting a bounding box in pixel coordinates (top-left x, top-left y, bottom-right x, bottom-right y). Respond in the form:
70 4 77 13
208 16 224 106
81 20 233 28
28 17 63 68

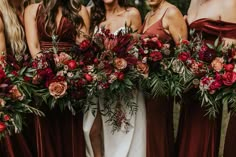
82 0 191 19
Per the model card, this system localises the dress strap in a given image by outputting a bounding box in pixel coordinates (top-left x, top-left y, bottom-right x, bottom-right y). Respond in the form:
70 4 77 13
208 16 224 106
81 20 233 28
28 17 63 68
160 7 171 20
36 4 43 19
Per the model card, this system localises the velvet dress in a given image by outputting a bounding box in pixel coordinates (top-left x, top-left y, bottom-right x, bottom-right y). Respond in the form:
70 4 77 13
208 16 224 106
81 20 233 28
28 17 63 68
141 8 174 157
32 5 85 157
176 18 236 157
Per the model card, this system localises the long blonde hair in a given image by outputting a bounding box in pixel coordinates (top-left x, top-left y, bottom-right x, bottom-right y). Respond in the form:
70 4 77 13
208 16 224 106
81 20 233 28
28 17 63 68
0 0 26 55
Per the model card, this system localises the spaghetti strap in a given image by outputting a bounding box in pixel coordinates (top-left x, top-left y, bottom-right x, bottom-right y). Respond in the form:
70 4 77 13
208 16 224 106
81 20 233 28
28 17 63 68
160 7 170 20
36 4 42 18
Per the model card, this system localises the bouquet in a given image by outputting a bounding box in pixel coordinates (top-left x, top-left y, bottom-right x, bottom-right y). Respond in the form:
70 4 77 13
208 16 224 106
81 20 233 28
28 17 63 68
175 30 236 117
138 35 184 99
23 36 89 114
0 52 43 138
86 27 143 131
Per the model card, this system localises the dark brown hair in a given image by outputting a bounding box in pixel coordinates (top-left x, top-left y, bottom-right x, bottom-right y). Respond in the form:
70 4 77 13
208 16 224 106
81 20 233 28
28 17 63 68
42 0 84 35
90 0 131 33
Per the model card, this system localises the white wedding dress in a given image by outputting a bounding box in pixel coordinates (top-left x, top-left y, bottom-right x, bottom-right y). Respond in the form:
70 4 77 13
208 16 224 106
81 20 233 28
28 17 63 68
83 27 146 157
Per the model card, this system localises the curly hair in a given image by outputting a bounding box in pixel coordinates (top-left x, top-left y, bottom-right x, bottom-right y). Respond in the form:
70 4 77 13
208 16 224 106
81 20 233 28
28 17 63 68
42 0 84 36
90 0 131 33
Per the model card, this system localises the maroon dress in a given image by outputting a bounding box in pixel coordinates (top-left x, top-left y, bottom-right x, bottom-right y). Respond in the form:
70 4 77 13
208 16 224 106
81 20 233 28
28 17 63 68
142 8 174 157
176 18 236 157
0 11 37 157
33 5 85 157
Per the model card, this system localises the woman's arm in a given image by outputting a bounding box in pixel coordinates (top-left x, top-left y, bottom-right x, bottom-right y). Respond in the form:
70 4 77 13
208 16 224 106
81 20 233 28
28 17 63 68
24 3 41 59
76 5 90 44
164 7 188 44
128 7 142 33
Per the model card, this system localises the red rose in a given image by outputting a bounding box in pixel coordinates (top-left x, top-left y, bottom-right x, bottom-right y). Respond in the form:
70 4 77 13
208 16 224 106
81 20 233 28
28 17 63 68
149 51 163 62
178 52 190 62
66 60 77 70
3 115 10 121
11 71 18 76
80 39 91 51
222 72 236 86
224 64 234 72
115 72 125 80
0 69 6 80
209 80 222 91
24 76 31 82
77 79 86 87
182 39 190 45
84 74 93 82
0 122 6 132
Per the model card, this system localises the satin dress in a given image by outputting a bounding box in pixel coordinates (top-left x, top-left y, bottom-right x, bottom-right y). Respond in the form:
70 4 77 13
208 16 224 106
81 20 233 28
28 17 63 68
176 18 236 157
83 27 147 157
32 5 85 157
141 8 174 157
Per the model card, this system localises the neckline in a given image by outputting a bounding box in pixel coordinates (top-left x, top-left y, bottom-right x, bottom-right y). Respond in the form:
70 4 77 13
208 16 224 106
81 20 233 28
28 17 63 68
188 18 236 27
142 20 161 34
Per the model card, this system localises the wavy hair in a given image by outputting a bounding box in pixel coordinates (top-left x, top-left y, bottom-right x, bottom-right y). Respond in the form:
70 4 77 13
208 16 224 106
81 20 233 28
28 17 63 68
90 0 131 33
0 0 26 55
42 0 84 36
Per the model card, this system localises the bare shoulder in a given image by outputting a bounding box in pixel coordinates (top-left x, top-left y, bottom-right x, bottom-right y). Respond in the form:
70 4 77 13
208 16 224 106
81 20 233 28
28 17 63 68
165 5 183 19
78 5 89 16
126 7 141 18
25 3 41 17
86 6 92 17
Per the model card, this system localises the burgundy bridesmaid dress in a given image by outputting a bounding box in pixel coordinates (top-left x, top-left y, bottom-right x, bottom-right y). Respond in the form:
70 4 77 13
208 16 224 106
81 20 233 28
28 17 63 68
176 18 236 157
32 5 85 157
141 8 175 157
0 11 37 157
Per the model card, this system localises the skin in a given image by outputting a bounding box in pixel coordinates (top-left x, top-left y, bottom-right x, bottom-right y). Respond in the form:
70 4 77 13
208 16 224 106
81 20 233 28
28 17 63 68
143 0 188 44
24 2 90 59
187 0 236 45
88 1 142 157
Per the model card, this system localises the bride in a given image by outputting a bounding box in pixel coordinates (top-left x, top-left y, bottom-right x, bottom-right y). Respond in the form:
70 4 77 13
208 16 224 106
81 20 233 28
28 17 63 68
83 0 146 157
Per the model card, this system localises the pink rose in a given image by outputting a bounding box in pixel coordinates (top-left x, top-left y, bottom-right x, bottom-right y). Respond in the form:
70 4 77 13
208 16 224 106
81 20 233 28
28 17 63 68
114 58 127 70
136 61 149 78
48 81 68 99
178 52 190 62
0 98 6 107
9 85 25 101
211 57 224 72
54 52 71 66
222 72 236 86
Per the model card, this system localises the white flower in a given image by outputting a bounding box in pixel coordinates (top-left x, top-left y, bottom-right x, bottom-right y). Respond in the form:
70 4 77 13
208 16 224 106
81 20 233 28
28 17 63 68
144 49 149 54
67 72 74 78
87 65 95 72
142 57 147 63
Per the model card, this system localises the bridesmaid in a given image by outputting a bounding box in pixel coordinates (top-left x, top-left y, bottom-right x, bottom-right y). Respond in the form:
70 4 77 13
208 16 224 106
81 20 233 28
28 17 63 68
176 0 236 157
0 0 37 156
24 0 89 157
141 0 187 157
84 0 144 157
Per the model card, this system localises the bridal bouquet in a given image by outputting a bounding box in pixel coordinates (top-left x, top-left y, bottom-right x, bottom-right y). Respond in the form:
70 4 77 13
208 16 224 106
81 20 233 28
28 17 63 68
0 52 43 138
138 35 184 98
87 27 144 131
174 31 236 117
